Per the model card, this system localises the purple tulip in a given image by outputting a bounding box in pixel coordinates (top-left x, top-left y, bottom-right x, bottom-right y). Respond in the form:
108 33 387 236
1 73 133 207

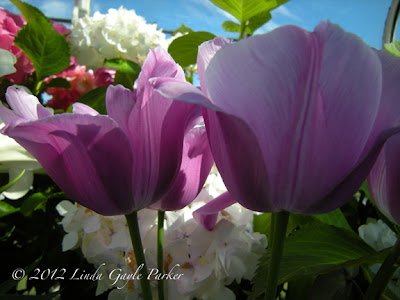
368 135 400 225
0 48 212 215
152 21 400 214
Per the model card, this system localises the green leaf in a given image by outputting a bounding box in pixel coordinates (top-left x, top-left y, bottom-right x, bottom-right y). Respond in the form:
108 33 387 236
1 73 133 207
20 192 47 217
384 40 400 57
46 77 71 89
254 213 313 237
105 58 141 75
222 20 252 34
209 0 288 23
168 31 216 68
0 202 20 218
247 10 272 34
14 16 71 80
313 209 351 231
359 180 372 200
114 71 137 90
250 223 388 299
75 85 108 115
10 0 45 21
172 23 194 35
0 169 25 193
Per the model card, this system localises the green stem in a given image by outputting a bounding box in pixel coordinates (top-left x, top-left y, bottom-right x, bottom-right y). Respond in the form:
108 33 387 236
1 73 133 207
264 211 290 300
363 237 400 300
239 22 246 40
125 211 153 300
158 210 165 300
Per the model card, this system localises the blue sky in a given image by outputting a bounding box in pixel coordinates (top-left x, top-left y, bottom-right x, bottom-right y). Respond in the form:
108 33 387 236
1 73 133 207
0 0 394 49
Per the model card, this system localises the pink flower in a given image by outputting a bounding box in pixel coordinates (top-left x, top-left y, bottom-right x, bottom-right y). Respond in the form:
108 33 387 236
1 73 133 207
0 8 33 84
46 57 115 111
0 8 71 84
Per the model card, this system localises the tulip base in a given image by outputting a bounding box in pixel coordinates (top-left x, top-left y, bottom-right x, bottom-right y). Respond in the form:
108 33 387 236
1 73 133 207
264 211 290 300
363 237 400 300
125 211 153 300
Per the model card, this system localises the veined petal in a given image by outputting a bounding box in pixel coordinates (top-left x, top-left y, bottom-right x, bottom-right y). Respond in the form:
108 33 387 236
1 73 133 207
150 126 213 211
3 114 134 215
204 21 382 212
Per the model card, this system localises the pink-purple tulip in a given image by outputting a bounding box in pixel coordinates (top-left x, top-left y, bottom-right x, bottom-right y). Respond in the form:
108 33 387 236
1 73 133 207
0 48 213 215
152 21 400 214
368 134 400 225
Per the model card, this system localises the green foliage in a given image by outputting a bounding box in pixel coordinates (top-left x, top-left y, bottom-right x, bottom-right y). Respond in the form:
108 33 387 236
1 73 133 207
384 40 400 57
20 193 48 217
10 0 45 20
105 58 141 90
253 208 351 236
168 31 216 68
105 58 141 74
74 85 108 115
0 202 20 218
209 0 288 36
250 223 388 299
172 23 194 35
14 17 71 81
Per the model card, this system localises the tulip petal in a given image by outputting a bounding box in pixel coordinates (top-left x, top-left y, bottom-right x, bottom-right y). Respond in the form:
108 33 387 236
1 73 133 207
151 77 217 110
312 126 400 214
150 126 214 211
106 48 201 208
3 114 135 215
5 87 51 120
197 37 231 93
366 50 400 148
193 192 236 231
368 131 400 224
204 21 382 212
106 84 136 133
72 103 100 116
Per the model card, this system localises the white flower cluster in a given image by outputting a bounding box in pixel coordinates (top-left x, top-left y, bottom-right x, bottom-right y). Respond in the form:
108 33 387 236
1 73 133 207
70 6 169 70
56 166 267 300
359 219 400 296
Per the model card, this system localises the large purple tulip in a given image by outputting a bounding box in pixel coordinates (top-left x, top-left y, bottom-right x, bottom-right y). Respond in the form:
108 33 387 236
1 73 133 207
152 21 400 214
0 48 212 215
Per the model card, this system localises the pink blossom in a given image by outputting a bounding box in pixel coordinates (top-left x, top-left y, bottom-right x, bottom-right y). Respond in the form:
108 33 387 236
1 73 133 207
0 8 71 84
46 57 115 111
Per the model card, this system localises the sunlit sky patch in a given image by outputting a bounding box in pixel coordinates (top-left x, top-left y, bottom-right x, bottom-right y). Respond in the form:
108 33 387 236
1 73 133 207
1 0 394 49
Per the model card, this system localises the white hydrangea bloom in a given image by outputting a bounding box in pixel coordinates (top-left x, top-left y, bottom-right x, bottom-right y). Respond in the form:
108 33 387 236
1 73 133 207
70 6 169 69
57 168 266 299
359 219 400 296
0 119 42 200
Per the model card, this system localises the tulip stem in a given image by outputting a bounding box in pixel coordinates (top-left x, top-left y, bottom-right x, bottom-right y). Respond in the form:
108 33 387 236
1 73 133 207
363 237 400 300
125 211 153 300
157 210 165 300
264 211 289 300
